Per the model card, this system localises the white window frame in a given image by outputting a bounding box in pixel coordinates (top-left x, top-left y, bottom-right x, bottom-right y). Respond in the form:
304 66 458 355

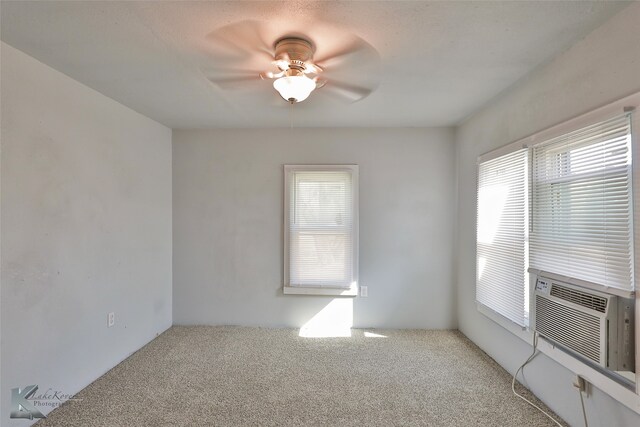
283 165 359 296
476 91 640 414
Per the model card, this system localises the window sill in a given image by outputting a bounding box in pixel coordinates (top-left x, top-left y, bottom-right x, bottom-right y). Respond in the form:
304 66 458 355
283 284 358 296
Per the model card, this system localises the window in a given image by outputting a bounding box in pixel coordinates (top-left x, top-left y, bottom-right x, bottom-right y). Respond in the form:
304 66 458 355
530 114 634 293
475 103 639 405
284 165 358 295
476 148 529 326
476 113 634 325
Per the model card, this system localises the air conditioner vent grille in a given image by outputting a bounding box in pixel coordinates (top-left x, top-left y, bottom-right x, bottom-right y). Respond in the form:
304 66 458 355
535 295 602 365
549 284 607 313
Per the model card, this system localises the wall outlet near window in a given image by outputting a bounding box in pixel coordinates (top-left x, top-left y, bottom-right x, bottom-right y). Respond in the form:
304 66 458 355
360 286 368 297
108 312 115 327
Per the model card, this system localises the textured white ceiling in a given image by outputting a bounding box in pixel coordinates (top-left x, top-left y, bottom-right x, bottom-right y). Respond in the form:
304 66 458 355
0 1 629 128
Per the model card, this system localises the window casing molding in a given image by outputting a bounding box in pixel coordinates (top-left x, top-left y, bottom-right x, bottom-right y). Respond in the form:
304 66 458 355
475 91 640 414
283 165 359 296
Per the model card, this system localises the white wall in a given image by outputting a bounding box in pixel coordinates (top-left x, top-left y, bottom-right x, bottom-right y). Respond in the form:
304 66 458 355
455 3 640 426
0 42 172 425
173 127 456 329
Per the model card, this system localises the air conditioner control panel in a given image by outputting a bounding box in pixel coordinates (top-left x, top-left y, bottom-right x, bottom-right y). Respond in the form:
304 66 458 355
535 278 550 295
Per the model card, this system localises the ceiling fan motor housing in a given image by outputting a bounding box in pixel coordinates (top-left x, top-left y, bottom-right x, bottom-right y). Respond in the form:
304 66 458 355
274 37 314 68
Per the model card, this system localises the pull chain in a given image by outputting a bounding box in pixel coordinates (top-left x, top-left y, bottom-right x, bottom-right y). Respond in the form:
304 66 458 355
289 101 294 130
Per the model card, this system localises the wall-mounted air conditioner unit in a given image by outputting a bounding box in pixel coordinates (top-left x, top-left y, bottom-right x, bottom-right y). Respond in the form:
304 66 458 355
533 276 635 372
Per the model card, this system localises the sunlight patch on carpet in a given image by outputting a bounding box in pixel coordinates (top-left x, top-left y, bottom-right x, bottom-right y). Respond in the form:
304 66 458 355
299 298 352 338
364 331 387 338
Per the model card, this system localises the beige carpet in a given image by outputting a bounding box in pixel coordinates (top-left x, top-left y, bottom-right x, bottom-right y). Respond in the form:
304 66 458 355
36 326 565 426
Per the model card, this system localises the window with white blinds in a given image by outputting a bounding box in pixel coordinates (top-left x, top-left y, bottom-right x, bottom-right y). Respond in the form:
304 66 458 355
285 166 358 291
476 149 529 326
530 114 634 292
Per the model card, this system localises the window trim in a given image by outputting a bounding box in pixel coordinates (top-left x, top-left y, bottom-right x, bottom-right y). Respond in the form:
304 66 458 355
475 91 640 414
283 164 359 296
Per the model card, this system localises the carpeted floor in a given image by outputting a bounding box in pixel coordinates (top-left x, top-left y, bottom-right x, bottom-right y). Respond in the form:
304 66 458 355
36 326 565 426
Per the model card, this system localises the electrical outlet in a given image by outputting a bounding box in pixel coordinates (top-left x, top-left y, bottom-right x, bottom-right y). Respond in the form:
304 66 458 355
360 286 368 297
573 375 586 392
108 312 115 328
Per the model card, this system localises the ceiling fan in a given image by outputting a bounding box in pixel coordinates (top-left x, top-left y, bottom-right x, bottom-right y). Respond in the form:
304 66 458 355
204 21 380 105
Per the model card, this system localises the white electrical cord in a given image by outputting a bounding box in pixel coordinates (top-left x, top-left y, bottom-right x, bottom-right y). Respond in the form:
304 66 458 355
577 385 588 427
512 331 563 427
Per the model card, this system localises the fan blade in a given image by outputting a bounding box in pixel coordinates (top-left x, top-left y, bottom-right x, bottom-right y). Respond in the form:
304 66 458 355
205 69 262 89
261 70 286 79
304 62 323 75
206 20 273 62
321 80 373 103
204 67 264 76
208 76 259 87
314 37 377 70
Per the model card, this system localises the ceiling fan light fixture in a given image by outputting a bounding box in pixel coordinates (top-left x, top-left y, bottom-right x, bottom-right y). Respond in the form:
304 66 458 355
273 74 317 103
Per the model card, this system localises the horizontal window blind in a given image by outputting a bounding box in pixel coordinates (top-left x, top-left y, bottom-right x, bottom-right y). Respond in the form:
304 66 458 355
289 170 354 288
476 149 528 326
530 113 634 291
